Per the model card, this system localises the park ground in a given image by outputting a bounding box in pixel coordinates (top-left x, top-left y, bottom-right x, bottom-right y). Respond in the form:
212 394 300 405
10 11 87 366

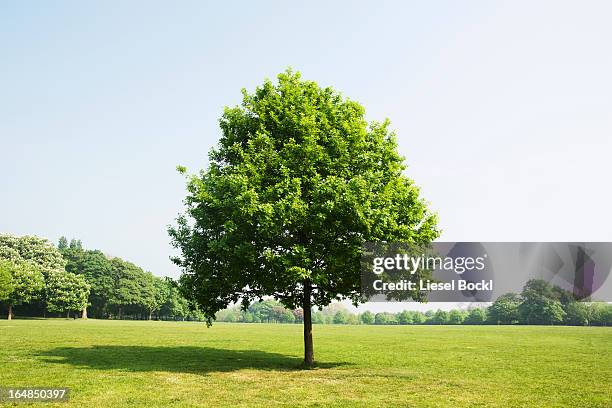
0 320 610 407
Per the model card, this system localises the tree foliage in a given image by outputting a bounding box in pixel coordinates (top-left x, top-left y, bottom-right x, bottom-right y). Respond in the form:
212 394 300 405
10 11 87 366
488 293 521 324
45 271 90 316
464 307 487 324
169 70 439 365
0 260 15 301
0 234 65 276
2 259 44 317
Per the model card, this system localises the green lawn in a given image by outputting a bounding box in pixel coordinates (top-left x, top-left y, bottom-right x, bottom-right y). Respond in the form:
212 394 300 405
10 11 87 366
0 320 610 407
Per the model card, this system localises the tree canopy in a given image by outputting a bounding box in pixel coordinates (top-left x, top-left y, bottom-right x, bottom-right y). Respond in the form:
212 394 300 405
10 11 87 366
45 270 90 317
1 259 44 319
0 234 65 276
170 69 439 365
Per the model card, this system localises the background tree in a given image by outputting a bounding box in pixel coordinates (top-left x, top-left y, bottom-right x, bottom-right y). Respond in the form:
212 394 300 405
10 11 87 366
45 271 90 318
69 239 83 251
312 311 325 324
160 282 191 320
487 293 521 324
0 260 15 303
0 234 66 276
589 303 612 326
169 70 439 366
292 308 304 323
360 310 374 325
138 272 165 320
57 236 69 251
464 307 487 325
447 309 467 325
430 309 449 325
411 311 426 324
107 258 143 319
61 246 115 318
518 297 565 325
248 300 279 323
375 312 398 325
277 307 296 323
518 280 566 325
2 260 44 319
564 302 590 326
397 310 413 325
333 310 349 324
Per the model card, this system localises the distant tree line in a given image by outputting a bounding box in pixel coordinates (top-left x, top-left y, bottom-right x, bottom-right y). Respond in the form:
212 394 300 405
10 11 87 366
0 234 201 321
216 280 612 326
2 233 611 325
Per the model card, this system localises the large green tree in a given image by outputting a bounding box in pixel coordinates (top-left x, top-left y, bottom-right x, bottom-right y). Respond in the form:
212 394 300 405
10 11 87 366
487 293 521 324
1 260 44 319
0 234 65 319
0 234 66 276
170 70 439 366
139 272 166 320
159 280 191 320
45 270 90 318
518 279 566 325
61 247 115 318
0 260 15 302
107 258 145 319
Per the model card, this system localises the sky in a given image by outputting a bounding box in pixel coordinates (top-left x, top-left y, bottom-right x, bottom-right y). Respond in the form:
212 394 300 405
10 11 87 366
1 1 611 311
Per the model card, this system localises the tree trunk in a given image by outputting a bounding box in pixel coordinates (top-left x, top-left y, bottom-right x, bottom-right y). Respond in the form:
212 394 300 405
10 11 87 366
66 311 70 319
82 308 88 319
148 311 152 320
302 279 314 367
7 304 13 320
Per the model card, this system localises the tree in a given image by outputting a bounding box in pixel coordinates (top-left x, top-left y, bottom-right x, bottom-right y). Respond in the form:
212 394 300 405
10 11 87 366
375 312 397 325
333 310 349 324
589 303 612 326
430 309 449 325
518 280 566 325
169 70 439 366
278 308 296 323
346 313 359 325
45 271 90 318
292 308 304 323
564 302 589 326
58 236 69 251
312 311 325 324
397 310 413 325
62 248 115 318
107 258 144 318
0 260 15 302
412 311 426 324
464 307 487 324
518 297 565 325
360 310 375 324
139 273 166 320
488 293 521 324
2 260 44 319
160 281 190 320
0 234 66 277
447 309 466 325
69 239 83 250
521 279 556 300
249 300 280 323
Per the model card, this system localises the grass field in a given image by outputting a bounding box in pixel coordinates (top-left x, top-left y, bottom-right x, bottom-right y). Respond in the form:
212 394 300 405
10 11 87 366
0 320 611 407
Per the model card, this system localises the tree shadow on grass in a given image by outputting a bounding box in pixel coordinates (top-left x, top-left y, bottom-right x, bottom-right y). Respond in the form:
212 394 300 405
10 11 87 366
38 346 348 375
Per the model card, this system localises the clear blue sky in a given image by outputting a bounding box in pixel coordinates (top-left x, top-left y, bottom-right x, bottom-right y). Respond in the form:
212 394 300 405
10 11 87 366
2 1 611 288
